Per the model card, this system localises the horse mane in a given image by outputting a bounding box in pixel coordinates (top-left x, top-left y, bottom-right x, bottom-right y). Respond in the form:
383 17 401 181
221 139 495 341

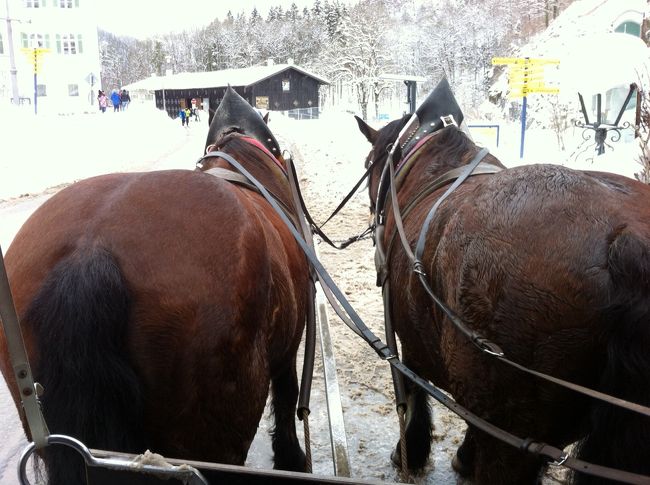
202 130 295 216
376 115 480 172
426 127 478 164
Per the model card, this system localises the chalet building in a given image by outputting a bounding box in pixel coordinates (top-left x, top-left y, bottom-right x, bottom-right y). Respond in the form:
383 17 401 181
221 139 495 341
0 0 102 113
123 61 329 119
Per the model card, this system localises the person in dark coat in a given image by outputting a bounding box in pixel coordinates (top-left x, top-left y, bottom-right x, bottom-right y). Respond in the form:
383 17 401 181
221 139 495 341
120 90 131 110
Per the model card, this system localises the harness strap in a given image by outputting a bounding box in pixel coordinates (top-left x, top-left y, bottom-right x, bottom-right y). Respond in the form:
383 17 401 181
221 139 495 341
413 148 489 261
204 167 258 192
0 247 50 449
284 158 375 250
317 162 375 230
286 157 317 472
201 153 300 230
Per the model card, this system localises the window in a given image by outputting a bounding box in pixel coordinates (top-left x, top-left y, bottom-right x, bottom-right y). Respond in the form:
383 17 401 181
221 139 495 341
591 85 637 125
255 96 269 109
24 0 44 8
29 33 45 48
57 34 78 54
36 84 46 96
282 79 290 92
58 0 79 7
615 21 641 37
68 84 79 96
0 34 4 55
21 33 50 49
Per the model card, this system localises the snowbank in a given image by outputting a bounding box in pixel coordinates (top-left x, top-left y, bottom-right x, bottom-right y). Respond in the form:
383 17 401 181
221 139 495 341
0 104 184 201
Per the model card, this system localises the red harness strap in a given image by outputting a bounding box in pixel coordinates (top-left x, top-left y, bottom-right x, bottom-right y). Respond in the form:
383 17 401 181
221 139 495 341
239 136 287 174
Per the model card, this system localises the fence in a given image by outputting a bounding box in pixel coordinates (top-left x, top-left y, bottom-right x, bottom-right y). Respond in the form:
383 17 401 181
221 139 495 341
277 107 321 120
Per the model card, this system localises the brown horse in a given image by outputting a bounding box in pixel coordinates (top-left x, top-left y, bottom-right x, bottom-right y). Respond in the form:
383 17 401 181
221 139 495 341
0 86 309 484
355 78 650 484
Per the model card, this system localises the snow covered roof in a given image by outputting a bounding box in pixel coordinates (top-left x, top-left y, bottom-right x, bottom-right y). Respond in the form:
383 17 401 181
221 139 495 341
122 64 330 92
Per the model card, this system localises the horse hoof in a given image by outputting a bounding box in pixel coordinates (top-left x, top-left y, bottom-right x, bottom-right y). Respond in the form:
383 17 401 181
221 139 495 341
451 453 471 478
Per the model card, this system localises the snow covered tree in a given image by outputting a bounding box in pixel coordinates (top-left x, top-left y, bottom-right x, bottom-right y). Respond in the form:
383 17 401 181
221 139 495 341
323 0 394 119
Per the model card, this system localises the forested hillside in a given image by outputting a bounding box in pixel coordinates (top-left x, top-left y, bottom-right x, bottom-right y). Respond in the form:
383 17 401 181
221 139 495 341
99 0 572 118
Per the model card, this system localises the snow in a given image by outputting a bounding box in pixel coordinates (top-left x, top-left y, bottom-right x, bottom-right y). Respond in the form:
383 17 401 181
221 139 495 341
0 104 188 202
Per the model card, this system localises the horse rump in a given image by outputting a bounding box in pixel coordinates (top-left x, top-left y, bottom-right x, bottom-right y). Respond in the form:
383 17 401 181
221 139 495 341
23 246 144 485
572 230 650 484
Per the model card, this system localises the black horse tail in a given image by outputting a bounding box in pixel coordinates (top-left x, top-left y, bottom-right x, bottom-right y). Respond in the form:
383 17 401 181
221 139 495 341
572 231 650 484
24 247 143 485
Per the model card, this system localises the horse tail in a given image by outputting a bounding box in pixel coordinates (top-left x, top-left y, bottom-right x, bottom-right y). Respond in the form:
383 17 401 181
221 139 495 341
24 247 143 485
572 231 650 484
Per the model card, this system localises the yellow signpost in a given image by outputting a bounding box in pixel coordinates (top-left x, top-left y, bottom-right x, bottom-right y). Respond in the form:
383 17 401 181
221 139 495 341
492 57 560 66
492 56 560 158
20 47 50 114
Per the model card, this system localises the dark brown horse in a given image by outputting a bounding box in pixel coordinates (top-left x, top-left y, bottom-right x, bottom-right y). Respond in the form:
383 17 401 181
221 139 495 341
355 78 650 484
0 86 309 484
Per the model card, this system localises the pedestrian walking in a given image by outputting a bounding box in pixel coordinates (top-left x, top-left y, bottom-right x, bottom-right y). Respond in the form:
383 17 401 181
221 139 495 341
111 90 121 112
120 90 131 111
179 107 188 127
97 90 108 113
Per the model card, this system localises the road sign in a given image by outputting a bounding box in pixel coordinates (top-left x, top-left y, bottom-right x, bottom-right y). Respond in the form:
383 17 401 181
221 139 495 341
508 81 553 91
509 87 560 98
492 57 560 65
85 72 97 85
508 66 547 76
20 47 50 74
492 55 561 159
508 73 547 83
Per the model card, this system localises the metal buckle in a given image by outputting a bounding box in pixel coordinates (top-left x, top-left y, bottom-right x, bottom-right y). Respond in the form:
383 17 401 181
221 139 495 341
441 115 458 127
413 260 427 277
550 451 569 466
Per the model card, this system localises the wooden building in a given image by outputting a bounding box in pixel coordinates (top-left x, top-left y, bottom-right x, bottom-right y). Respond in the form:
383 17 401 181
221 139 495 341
137 62 329 119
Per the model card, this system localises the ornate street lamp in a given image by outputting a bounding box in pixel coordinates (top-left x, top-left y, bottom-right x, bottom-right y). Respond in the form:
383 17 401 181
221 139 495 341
574 83 637 156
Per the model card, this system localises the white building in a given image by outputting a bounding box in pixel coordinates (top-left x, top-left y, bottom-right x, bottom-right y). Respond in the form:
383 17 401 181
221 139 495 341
0 0 102 114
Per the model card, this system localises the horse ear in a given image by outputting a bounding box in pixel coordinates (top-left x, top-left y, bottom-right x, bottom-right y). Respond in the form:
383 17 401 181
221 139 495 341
355 115 378 144
263 112 270 124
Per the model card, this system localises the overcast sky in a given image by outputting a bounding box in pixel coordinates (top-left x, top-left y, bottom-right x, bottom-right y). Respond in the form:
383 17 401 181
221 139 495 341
95 0 342 39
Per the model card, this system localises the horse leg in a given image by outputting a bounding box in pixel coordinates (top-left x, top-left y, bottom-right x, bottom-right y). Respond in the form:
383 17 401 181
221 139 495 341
470 429 545 485
390 373 433 473
451 425 477 478
270 358 306 472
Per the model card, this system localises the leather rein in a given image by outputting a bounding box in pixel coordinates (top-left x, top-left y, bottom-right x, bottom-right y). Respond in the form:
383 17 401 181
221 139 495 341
197 138 319 473
194 136 650 484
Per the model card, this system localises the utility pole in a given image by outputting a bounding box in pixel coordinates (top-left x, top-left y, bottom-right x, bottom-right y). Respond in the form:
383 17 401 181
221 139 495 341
4 0 20 105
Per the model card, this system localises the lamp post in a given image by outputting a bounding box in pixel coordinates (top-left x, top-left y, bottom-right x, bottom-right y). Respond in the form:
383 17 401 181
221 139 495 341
575 83 637 156
4 0 21 106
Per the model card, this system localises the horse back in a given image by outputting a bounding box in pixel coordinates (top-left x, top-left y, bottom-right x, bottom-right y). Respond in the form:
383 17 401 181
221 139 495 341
389 163 650 390
0 169 309 459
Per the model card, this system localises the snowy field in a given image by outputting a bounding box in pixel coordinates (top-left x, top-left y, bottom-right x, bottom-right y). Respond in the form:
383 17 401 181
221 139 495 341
0 102 646 485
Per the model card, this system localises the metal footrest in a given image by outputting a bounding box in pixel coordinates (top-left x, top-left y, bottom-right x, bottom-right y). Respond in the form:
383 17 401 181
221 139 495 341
19 435 208 485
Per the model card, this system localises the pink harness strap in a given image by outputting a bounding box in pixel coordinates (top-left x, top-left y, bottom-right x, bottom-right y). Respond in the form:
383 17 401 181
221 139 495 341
396 132 436 174
240 136 287 173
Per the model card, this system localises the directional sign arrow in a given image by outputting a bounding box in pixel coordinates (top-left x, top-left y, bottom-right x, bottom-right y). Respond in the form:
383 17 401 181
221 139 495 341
492 57 560 65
